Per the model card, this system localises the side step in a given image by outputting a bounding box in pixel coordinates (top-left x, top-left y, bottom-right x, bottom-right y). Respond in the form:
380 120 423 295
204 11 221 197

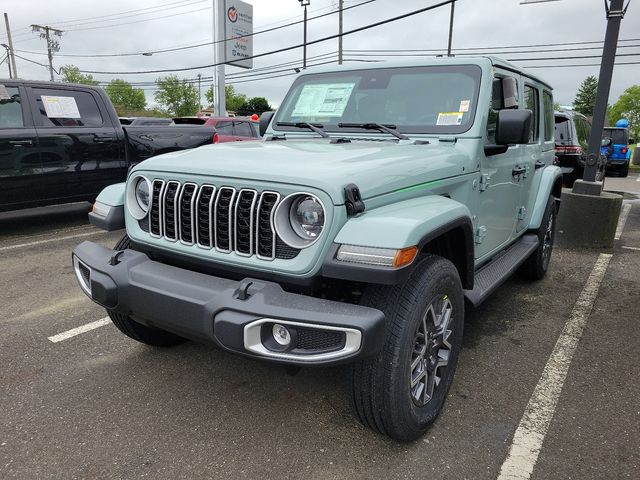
464 234 539 307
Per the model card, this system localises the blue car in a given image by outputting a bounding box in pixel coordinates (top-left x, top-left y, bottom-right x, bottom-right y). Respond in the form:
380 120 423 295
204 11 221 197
601 119 631 177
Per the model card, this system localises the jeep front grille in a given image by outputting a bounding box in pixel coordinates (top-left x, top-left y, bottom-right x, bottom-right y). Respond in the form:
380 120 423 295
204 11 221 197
148 180 296 260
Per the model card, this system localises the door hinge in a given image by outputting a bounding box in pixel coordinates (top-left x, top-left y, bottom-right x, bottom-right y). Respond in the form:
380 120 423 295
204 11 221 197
479 174 490 192
474 225 487 244
518 206 526 220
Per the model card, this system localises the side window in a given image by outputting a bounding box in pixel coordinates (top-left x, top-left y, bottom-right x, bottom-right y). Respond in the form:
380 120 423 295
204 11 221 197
487 76 518 144
234 121 254 137
542 90 553 142
524 85 539 143
32 88 103 127
0 86 24 128
215 121 234 135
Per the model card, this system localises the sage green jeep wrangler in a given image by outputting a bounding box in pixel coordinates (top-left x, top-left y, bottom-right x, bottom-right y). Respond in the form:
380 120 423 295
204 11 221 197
73 57 562 441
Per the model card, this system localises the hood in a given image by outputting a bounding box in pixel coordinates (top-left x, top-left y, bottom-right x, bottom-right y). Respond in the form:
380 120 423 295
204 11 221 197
136 139 470 204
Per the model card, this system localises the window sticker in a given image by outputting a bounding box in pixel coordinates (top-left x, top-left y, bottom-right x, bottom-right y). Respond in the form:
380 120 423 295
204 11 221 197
41 95 81 118
437 112 464 126
0 84 10 100
459 100 470 112
291 83 355 117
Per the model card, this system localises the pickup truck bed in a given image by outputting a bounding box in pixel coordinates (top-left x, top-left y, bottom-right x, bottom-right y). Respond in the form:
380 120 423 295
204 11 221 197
0 79 215 212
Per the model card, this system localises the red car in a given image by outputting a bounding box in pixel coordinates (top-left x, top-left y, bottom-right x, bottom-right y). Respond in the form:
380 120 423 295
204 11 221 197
203 117 260 143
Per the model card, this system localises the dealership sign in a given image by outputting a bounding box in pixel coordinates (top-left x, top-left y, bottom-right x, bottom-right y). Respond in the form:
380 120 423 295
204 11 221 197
224 0 253 69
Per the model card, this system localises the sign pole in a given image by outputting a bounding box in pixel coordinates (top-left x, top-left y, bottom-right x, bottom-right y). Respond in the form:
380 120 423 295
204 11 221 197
215 0 226 116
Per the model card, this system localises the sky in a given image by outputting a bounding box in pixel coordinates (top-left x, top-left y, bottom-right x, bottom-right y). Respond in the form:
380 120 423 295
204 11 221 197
1 0 639 109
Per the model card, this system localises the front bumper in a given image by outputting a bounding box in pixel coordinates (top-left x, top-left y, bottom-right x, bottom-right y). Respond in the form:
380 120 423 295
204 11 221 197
72 241 385 366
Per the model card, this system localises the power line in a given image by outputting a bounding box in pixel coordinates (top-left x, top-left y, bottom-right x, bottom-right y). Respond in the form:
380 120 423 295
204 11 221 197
75 0 459 75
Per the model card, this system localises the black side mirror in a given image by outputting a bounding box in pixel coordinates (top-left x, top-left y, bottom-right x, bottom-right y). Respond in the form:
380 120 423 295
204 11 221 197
495 109 532 145
259 111 275 136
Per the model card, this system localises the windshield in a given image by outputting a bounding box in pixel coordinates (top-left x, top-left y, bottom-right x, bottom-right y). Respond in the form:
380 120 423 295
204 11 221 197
273 65 482 135
602 128 628 145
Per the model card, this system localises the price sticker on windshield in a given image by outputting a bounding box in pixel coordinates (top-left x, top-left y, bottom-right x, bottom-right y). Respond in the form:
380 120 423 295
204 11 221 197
292 83 355 117
436 112 464 126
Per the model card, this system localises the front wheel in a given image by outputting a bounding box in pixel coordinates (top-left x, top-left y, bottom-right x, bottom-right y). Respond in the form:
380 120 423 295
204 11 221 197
348 255 464 441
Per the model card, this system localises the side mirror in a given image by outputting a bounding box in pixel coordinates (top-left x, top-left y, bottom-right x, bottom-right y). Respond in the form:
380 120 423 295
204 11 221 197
259 111 275 136
495 109 532 145
601 137 612 147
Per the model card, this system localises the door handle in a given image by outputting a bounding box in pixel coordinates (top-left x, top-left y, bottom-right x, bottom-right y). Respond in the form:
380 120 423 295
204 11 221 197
9 140 33 146
512 166 527 176
93 135 115 143
535 160 546 169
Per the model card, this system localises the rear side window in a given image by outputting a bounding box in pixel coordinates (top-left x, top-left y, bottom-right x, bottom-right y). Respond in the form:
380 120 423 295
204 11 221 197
215 121 234 135
0 86 24 128
234 121 254 137
554 116 571 144
524 85 539 143
32 88 103 127
542 90 553 141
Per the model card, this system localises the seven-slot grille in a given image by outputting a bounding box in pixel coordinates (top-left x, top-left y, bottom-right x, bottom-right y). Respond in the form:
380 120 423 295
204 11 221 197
148 180 292 260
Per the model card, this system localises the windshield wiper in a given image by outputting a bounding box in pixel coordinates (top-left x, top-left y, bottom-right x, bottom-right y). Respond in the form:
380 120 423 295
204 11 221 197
276 122 330 138
338 122 409 140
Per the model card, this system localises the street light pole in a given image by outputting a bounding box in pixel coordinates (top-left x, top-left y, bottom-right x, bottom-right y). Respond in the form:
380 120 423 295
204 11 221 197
338 0 344 65
299 0 310 69
576 0 629 194
447 1 455 56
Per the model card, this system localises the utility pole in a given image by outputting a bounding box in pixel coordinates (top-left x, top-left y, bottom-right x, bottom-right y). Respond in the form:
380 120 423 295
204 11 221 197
575 0 629 195
31 24 63 82
447 1 455 56
1 43 11 78
299 0 310 68
3 13 18 78
338 0 343 65
197 73 202 110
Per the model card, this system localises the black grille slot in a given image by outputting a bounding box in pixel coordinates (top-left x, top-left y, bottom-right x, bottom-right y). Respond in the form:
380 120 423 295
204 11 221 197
295 328 345 352
78 262 91 287
149 180 164 236
215 187 236 251
196 186 215 247
275 237 301 260
179 183 197 244
163 181 180 240
235 190 257 255
256 192 279 259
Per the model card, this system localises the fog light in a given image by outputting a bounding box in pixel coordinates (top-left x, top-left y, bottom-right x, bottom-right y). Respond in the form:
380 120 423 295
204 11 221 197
272 323 291 346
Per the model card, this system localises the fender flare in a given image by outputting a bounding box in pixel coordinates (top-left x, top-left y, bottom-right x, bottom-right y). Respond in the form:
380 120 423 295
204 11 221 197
529 165 562 231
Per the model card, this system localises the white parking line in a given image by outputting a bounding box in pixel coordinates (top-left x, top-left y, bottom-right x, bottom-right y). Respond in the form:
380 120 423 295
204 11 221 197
48 317 111 343
614 204 632 241
497 253 612 480
0 230 103 252
622 245 640 251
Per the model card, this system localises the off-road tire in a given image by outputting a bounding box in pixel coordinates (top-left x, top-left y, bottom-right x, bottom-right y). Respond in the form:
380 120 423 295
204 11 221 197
619 162 629 178
517 194 557 280
107 235 185 347
348 254 464 442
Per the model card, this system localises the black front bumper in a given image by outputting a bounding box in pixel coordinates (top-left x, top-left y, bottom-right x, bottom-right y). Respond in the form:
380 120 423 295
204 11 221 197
72 241 385 366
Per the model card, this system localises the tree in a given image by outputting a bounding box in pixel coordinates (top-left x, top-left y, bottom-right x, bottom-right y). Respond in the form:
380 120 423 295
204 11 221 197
205 86 214 106
204 85 251 113
154 76 199 116
573 75 598 117
609 85 640 139
237 96 272 116
105 79 146 112
59 65 99 85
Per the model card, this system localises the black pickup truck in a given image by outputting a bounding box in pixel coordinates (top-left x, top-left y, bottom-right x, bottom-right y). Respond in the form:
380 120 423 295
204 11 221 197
0 79 216 212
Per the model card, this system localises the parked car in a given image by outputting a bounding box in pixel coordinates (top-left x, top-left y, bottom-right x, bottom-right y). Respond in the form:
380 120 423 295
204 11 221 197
0 79 216 212
601 123 631 177
554 110 603 187
119 117 172 126
202 117 260 142
73 57 562 441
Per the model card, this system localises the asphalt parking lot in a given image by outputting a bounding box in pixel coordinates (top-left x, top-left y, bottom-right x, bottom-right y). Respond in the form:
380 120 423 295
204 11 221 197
1 174 639 480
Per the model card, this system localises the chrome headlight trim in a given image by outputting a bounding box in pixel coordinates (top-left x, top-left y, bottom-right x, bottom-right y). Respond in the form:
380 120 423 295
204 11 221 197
273 192 326 249
127 175 151 220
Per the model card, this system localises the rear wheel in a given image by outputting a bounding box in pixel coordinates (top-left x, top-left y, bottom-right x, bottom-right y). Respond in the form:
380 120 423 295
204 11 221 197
619 162 629 178
517 194 556 280
108 235 185 347
348 255 464 441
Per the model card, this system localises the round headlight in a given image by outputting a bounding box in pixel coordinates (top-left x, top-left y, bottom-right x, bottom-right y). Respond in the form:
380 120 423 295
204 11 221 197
135 177 150 212
291 196 324 239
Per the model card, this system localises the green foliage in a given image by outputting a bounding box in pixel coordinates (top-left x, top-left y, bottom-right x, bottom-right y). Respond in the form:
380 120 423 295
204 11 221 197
573 75 598 117
153 76 199 116
241 96 272 114
609 85 640 139
205 86 214 106
225 84 248 112
105 79 146 112
204 85 272 115
59 65 99 85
